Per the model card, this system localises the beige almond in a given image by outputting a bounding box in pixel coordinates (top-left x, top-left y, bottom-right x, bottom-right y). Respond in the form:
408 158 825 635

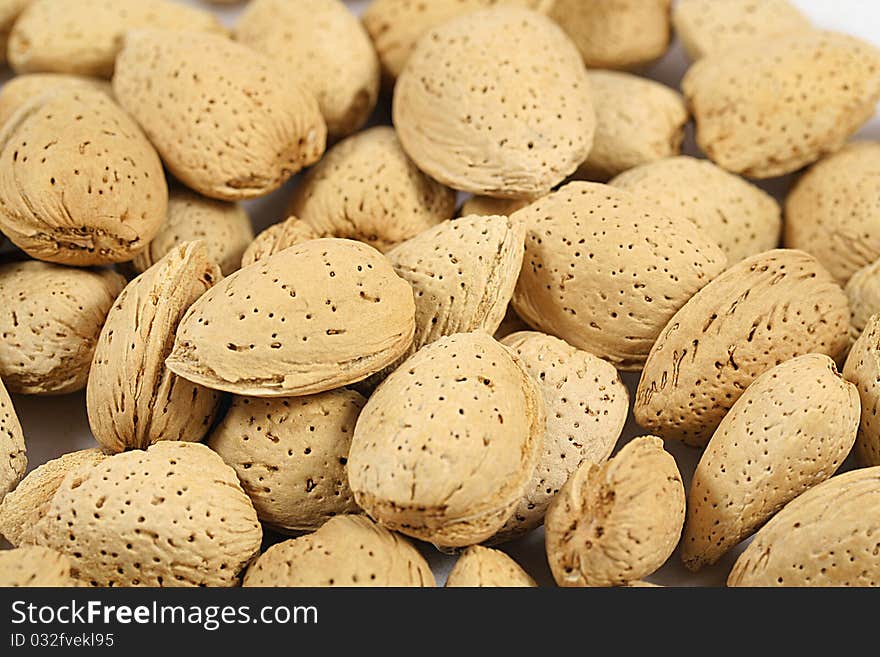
87 242 222 453
683 31 880 178
240 216 319 268
166 238 415 397
113 30 326 201
636 249 850 447
0 1 31 66
0 73 111 128
243 515 434 587
393 7 593 198
446 546 536 587
683 354 859 571
286 127 455 252
845 260 880 344
0 375 25 500
512 182 727 370
348 332 545 548
843 314 880 467
0 546 78 587
0 261 125 395
0 87 168 265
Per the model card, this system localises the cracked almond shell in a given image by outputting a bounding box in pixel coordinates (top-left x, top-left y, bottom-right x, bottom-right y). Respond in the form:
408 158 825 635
611 156 781 264
166 238 416 397
348 332 545 548
682 354 859 571
208 390 365 533
0 546 78 587
845 260 880 344
31 442 262 587
544 436 685 587
0 261 125 395
445 546 536 587
636 249 850 447
87 242 223 453
243 515 434 587
393 7 594 199
843 314 880 467
0 376 25 501
0 87 167 265
728 467 880 587
512 181 727 370
287 127 455 252
113 29 326 201
0 73 111 128
240 215 318 268
682 31 880 178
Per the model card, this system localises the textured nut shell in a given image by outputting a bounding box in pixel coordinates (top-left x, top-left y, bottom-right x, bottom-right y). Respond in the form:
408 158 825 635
287 127 455 252
113 30 326 201
0 0 31 66
0 73 111 128
575 70 686 182
167 238 415 397
682 31 880 179
728 467 880 587
243 515 434 587
387 214 525 359
8 0 225 78
240 216 318 268
445 546 536 587
673 0 811 61
846 260 880 344
495 331 628 539
0 546 78 587
209 390 364 533
784 142 880 284
0 88 168 265
843 314 880 467
0 261 125 395
544 436 685 587
348 332 545 548
460 196 533 218
547 0 671 69
0 448 106 546
236 0 379 137
393 7 594 198
87 242 222 453
611 156 781 264
682 354 859 571
512 182 727 370
636 249 850 447
32 442 262 587
132 188 253 277
0 376 25 500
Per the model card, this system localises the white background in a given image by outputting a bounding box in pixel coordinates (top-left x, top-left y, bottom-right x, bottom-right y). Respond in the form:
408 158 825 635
2 0 879 586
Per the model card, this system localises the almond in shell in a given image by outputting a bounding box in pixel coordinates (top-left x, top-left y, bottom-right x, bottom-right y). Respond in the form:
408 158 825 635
240 216 318 268
0 375 25 500
0 545 78 587
445 546 536 587
843 313 880 467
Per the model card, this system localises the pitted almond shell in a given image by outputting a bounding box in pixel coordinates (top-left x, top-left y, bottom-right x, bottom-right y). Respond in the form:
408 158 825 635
0 545 78 587
0 73 111 127
0 376 25 500
845 260 880 344
843 314 880 467
240 215 319 268
445 546 536 587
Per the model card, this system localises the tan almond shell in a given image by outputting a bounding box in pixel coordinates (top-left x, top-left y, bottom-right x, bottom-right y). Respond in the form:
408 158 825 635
243 515 434 587
445 546 536 587
87 242 223 453
495 331 628 540
843 314 880 467
113 30 326 201
575 70 686 182
460 196 533 218
611 156 782 264
31 442 262 587
673 0 811 61
512 182 728 370
0 87 168 266
0 376 25 500
635 249 850 447
393 7 594 199
728 467 880 587
166 238 416 397
0 545 78 587
235 0 379 138
286 127 455 252
784 142 880 284
544 436 685 587
8 0 225 78
0 73 111 128
0 448 106 546
387 214 525 360
682 31 880 179
845 260 880 344
208 390 365 533
240 216 319 268
0 0 31 66
348 332 545 548
0 261 125 395
132 188 253 277
682 354 859 571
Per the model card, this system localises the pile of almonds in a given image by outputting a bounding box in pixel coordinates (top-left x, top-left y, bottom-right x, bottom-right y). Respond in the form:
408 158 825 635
0 0 879 588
